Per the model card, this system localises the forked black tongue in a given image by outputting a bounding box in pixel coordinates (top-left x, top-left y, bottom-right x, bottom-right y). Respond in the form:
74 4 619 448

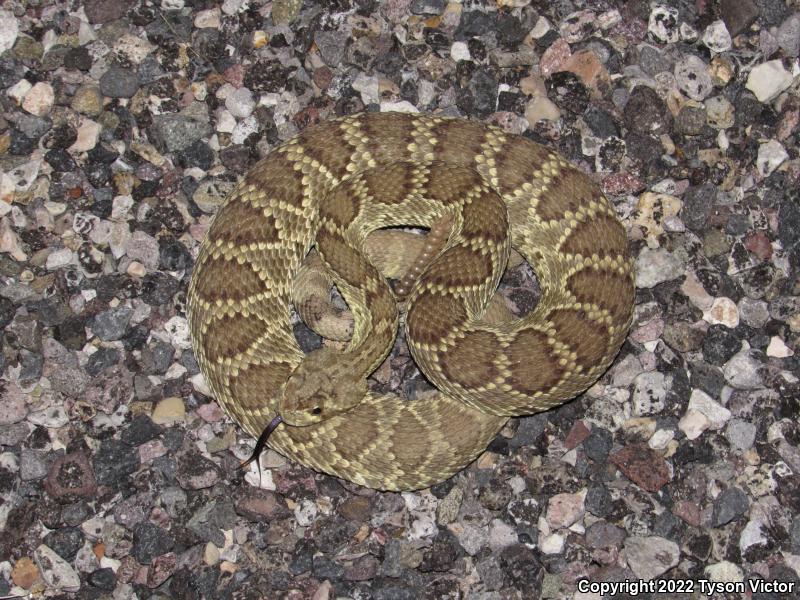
239 415 284 471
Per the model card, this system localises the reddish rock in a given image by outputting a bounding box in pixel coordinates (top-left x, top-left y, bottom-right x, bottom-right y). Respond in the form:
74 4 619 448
609 444 670 492
147 552 176 588
564 421 591 450
44 451 97 501
540 38 571 78
235 489 291 521
672 500 702 527
602 173 646 195
744 230 773 261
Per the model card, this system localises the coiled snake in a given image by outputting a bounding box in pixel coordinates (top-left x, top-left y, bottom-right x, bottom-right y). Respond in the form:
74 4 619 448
187 112 634 491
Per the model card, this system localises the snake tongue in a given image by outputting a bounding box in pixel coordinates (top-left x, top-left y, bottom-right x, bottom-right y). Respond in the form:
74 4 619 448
239 415 284 471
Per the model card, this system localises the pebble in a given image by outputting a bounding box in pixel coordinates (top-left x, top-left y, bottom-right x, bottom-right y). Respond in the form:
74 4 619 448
35 544 81 592
648 5 680 43
623 536 680 580
635 248 684 288
777 13 800 57
702 20 732 53
703 297 739 328
151 397 186 425
704 560 744 584
631 371 668 415
90 305 133 341
674 55 713 101
712 487 749 527
705 96 734 129
545 491 585 529
225 87 256 119
726 419 757 452
746 60 798 103
21 82 54 117
723 349 763 390
150 114 212 153
0 9 18 53
766 336 793 358
99 66 140 99
756 140 788 177
610 444 670 492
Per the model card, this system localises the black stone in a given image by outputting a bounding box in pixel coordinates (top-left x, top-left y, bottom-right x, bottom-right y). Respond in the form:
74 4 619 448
702 325 742 366
712 486 749 527
88 567 117 590
43 526 85 561
584 427 613 462
132 522 176 564
92 439 138 487
86 347 120 376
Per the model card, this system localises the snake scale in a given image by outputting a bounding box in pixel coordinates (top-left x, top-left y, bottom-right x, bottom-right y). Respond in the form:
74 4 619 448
186 112 634 491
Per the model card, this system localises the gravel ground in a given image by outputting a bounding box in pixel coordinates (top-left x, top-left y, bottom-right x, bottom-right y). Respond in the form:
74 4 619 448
1 0 799 598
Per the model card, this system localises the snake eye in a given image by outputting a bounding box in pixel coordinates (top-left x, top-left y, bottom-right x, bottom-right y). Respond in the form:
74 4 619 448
311 406 322 415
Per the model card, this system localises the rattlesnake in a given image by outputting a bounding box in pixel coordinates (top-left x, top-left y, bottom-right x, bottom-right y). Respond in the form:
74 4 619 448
186 112 634 491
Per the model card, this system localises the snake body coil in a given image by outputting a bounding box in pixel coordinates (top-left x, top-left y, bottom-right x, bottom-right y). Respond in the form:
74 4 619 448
187 112 634 491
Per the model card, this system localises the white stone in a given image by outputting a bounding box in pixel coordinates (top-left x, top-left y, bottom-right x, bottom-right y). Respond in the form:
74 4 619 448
546 491 586 529
704 560 744 583
195 7 221 28
703 296 739 328
679 22 698 42
225 87 255 119
623 536 680 580
702 20 732 53
724 349 763 390
649 428 674 450
636 248 684 288
7 78 32 104
161 0 185 9
0 9 18 53
740 519 768 553
757 140 788 177
539 532 565 554
679 408 711 440
222 0 249 14
632 371 668 416
21 82 54 117
379 100 418 113
69 119 101 153
648 5 680 44
46 247 75 270
525 95 561 123
767 336 794 358
488 519 517 551
215 108 237 133
450 41 470 61
294 499 318 526
231 115 259 144
746 59 798 103
530 16 551 38
35 544 80 592
114 34 155 65
165 316 192 349
687 388 731 430
597 9 622 30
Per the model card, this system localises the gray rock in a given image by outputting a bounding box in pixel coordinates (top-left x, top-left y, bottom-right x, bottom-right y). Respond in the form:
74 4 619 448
636 248 684 288
150 114 212 153
726 419 757 452
723 349 763 390
712 486 749 527
92 439 138 486
20 448 51 481
719 0 758 35
314 31 349 67
675 55 713 101
623 536 680 580
90 305 133 341
676 105 707 135
99 66 140 98
777 13 800 57
132 522 175 564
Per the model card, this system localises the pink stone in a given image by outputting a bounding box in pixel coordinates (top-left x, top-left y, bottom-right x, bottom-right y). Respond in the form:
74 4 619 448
540 38 571 78
197 401 225 422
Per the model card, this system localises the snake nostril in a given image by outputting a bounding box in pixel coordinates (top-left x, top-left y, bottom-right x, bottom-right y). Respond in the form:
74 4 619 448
312 406 322 415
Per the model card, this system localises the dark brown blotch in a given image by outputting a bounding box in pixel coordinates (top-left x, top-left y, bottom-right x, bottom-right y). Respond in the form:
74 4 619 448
230 361 294 410
407 291 468 346
194 256 265 303
494 138 553 195
440 330 500 389
362 163 416 205
316 228 372 289
431 120 488 166
319 183 360 227
425 164 484 206
535 168 597 222
548 308 609 368
460 188 508 243
361 112 416 164
202 313 265 364
567 268 634 323
208 200 279 247
505 328 564 394
245 152 305 208
560 214 629 259
421 245 494 288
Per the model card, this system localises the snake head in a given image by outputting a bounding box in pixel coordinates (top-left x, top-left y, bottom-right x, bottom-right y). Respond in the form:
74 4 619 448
279 348 367 426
